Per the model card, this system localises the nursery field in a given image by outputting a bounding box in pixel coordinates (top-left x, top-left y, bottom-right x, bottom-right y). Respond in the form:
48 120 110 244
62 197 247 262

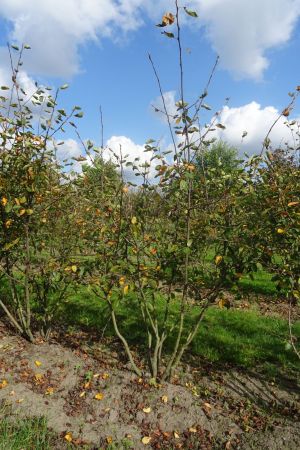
1 2 300 449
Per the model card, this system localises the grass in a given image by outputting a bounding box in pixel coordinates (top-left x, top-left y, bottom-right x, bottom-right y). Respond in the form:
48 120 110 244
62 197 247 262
0 414 56 450
238 270 277 295
61 286 300 377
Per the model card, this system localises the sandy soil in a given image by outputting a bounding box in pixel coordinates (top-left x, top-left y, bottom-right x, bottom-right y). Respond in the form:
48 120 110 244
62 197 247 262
0 320 299 449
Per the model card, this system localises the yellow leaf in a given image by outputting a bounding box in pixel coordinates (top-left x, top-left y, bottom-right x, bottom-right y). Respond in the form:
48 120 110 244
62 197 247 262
131 216 137 225
143 407 151 413
79 391 86 398
26 209 33 215
64 432 73 443
1 197 8 207
0 380 8 389
71 265 77 273
161 395 168 403
94 392 104 400
215 255 223 265
35 360 42 367
35 373 43 381
45 387 54 395
102 373 109 380
41 217 47 223
189 427 197 433
106 436 113 444
5 220 12 228
174 431 180 439
16 398 24 403
162 12 175 26
84 381 91 389
19 209 26 216
141 436 151 445
288 201 299 207
123 285 129 295
119 276 125 286
122 186 129 194
276 228 285 234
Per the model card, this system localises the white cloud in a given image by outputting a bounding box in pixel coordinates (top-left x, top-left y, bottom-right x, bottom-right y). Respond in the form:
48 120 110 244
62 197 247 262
106 135 156 180
54 138 86 172
196 0 300 79
0 0 299 80
0 0 144 78
151 90 178 124
208 101 300 154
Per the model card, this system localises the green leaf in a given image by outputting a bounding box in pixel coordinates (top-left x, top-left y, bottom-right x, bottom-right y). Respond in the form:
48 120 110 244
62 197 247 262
3 238 20 251
60 84 69 90
74 112 84 118
201 104 211 111
161 31 174 38
24 44 31 49
184 7 198 17
11 44 19 51
1 86 10 90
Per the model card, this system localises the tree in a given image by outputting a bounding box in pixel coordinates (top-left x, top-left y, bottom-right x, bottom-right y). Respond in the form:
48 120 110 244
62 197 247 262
196 140 239 175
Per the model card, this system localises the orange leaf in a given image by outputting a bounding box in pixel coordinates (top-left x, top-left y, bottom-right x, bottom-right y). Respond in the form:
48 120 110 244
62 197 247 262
162 12 175 26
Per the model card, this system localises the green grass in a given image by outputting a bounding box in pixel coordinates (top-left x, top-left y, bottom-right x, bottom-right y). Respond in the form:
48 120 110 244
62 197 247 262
193 308 299 373
61 287 300 376
238 270 277 295
0 415 56 450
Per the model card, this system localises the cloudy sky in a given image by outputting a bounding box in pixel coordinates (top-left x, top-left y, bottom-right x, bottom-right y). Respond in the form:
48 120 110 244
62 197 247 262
0 0 299 162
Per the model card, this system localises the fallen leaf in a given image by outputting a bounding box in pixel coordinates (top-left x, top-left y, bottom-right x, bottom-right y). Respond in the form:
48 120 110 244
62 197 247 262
288 201 299 207
161 395 168 403
204 402 212 409
16 398 24 403
34 360 42 367
79 391 86 398
174 431 180 439
0 380 8 389
34 373 43 381
94 392 104 400
189 427 197 433
45 387 54 395
106 436 113 444
143 407 151 413
142 436 151 445
64 432 73 442
102 373 109 380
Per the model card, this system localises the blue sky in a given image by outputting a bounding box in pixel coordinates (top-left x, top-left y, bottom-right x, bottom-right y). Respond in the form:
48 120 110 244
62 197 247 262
0 0 299 163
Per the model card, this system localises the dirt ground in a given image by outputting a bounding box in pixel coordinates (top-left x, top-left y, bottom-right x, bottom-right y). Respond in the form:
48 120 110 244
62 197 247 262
0 319 299 450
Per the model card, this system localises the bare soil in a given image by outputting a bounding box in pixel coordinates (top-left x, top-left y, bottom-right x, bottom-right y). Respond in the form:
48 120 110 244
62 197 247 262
0 319 299 450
